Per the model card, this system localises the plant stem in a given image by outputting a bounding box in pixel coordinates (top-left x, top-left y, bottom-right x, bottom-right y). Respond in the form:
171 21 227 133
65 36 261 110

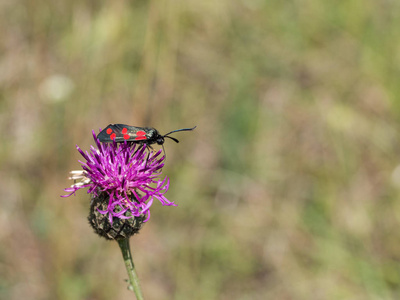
117 238 144 300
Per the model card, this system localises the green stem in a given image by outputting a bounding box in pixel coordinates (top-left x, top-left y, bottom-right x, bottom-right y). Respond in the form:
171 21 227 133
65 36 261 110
117 238 144 300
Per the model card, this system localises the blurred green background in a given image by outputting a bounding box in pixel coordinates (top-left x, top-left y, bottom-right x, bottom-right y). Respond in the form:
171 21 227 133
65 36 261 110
2 0 400 299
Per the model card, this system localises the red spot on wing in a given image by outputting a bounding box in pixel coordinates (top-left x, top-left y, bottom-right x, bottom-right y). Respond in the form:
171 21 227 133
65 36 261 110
106 128 112 134
122 127 128 134
135 136 147 140
135 130 147 140
110 133 116 140
123 134 130 140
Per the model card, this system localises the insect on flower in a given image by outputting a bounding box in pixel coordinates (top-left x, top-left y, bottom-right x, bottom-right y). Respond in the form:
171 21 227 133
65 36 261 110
97 124 197 145
62 125 195 240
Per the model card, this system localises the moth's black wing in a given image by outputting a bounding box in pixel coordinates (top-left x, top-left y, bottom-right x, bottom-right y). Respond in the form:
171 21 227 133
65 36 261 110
97 124 130 142
97 124 151 143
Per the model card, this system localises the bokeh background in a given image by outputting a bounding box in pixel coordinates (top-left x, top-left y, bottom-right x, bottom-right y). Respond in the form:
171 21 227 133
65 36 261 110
2 0 400 299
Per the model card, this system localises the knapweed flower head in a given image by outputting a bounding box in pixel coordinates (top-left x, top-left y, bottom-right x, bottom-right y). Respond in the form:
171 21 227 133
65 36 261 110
62 130 176 239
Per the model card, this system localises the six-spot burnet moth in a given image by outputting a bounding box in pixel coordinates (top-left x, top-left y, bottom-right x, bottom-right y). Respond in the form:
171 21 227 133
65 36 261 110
97 124 196 146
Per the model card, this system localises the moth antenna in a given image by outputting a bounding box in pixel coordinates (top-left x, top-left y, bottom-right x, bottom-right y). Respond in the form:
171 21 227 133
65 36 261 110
163 126 197 137
164 136 179 143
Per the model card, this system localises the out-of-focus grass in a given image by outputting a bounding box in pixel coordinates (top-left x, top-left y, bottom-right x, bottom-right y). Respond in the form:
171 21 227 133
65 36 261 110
1 0 400 299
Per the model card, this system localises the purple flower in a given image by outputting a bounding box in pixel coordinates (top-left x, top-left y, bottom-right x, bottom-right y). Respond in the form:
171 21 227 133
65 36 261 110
62 130 176 224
